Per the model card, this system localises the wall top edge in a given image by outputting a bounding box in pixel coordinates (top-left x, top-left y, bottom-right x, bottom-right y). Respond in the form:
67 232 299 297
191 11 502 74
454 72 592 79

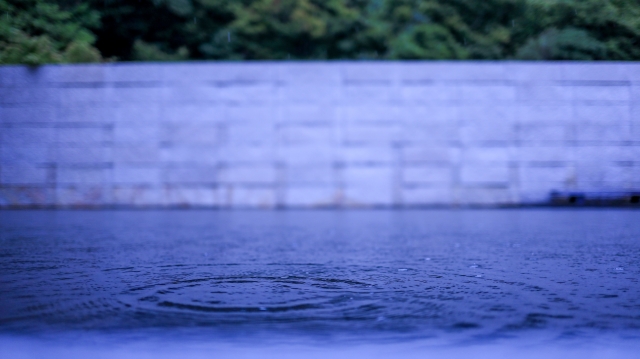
1 61 639 86
1 60 640 69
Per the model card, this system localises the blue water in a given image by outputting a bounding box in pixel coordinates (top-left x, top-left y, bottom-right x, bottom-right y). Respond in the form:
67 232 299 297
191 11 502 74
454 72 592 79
0 210 639 357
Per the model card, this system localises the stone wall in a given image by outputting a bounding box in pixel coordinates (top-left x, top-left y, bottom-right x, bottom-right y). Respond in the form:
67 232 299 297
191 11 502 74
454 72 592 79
1 62 638 207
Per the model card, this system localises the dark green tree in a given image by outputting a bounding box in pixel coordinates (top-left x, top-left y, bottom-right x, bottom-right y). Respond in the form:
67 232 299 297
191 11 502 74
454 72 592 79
3 0 640 64
514 0 640 60
0 0 101 65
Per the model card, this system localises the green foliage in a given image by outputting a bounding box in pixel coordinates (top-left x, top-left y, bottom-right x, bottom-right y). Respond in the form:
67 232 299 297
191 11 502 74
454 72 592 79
219 0 365 59
0 0 102 65
387 24 468 60
2 0 640 64
0 33 61 65
515 27 607 60
64 40 102 63
515 0 640 60
132 39 189 61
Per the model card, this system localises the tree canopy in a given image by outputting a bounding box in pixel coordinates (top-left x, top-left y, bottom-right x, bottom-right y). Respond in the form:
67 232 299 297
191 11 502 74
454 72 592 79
1 0 639 64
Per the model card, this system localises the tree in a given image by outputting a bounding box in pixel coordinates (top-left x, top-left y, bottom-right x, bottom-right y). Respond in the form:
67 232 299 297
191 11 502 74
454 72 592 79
0 0 102 65
514 0 640 60
3 0 640 64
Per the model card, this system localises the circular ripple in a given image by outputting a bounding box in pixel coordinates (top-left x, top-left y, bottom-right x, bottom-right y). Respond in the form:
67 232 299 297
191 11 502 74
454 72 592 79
121 275 378 317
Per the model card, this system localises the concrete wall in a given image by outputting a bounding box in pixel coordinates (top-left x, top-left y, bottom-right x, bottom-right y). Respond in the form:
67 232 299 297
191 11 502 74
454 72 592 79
0 62 639 208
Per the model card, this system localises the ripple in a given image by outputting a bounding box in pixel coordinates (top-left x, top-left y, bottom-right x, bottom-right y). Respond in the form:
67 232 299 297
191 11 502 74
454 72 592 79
120 275 376 318
3 209 640 338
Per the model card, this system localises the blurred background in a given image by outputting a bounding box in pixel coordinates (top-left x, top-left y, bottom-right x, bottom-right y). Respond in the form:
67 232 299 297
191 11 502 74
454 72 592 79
0 1 638 208
2 0 640 65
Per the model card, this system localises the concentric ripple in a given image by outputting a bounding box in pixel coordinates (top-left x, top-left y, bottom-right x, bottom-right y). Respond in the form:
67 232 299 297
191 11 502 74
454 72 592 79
121 274 376 317
1 210 639 338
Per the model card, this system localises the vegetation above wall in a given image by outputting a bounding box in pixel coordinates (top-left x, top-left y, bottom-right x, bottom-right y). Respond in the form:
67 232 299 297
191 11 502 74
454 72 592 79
0 0 101 65
1 0 639 64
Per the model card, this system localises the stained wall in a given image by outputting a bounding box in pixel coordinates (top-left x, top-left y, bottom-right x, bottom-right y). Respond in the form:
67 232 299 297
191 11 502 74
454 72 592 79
1 62 638 207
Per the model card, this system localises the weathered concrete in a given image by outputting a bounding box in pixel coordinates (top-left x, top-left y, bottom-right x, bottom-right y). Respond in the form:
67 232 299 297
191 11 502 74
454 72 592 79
1 62 638 207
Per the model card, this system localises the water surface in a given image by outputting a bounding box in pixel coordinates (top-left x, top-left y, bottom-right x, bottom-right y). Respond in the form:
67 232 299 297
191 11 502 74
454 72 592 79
0 210 639 355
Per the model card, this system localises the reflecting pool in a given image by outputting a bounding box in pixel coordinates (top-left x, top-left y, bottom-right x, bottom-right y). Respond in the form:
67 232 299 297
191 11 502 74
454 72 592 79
0 210 639 357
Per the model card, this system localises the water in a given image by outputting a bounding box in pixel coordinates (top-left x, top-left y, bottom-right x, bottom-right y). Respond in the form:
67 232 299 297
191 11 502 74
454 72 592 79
1 209 639 357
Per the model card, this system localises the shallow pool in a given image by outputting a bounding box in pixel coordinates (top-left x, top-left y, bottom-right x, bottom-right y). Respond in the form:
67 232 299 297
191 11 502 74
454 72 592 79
0 210 639 357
